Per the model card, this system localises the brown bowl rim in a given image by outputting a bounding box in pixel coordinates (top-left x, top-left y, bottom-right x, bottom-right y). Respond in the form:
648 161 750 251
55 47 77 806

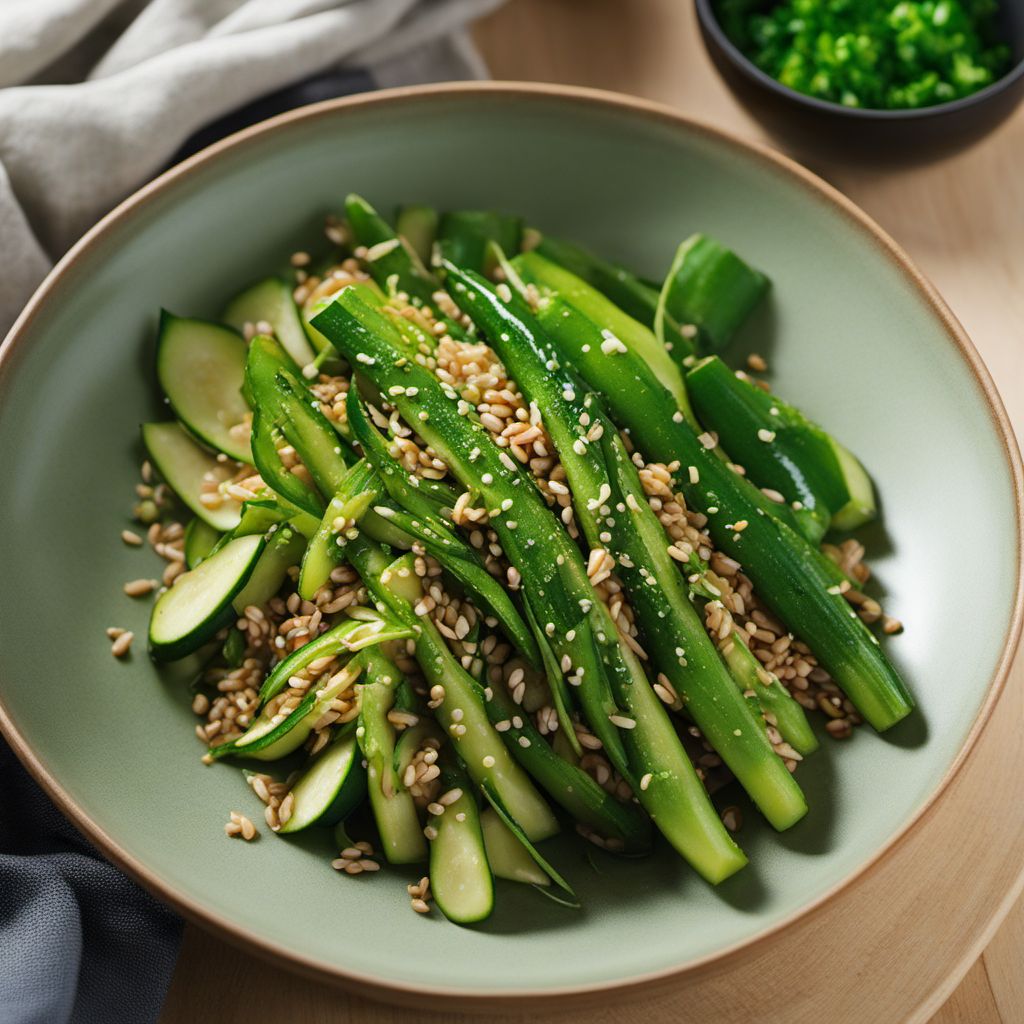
0 81 1021 1009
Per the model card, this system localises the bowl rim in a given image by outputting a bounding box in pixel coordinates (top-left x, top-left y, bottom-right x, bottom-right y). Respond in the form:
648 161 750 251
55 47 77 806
0 80 1021 1008
695 0 1024 122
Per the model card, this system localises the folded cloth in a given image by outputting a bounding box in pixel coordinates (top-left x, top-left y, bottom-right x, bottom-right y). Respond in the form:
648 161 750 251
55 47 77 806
0 3 500 1021
0 0 501 338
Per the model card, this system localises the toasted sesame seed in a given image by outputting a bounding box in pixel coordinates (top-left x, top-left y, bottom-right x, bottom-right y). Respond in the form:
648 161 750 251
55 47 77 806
111 631 134 658
608 714 636 730
123 578 156 597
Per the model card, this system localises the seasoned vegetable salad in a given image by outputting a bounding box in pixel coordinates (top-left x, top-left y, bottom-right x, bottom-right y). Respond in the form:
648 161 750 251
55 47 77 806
716 0 1012 109
118 196 910 923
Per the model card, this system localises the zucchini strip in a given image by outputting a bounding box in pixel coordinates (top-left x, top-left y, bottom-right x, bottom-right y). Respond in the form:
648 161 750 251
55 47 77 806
686 355 876 536
358 649 429 864
654 235 769 357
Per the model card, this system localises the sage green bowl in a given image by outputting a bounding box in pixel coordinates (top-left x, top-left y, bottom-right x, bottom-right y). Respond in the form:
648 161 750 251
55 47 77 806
0 83 1020 1006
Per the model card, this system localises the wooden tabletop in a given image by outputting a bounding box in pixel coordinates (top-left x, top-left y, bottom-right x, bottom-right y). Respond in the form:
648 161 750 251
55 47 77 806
160 2 1024 1020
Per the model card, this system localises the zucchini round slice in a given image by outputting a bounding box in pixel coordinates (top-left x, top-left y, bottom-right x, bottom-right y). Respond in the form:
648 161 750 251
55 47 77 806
149 533 265 661
223 278 316 367
156 312 251 462
141 422 244 532
278 731 366 833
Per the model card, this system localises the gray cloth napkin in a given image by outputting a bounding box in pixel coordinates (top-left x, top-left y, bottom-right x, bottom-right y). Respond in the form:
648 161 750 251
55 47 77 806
0 3 499 1022
0 0 501 338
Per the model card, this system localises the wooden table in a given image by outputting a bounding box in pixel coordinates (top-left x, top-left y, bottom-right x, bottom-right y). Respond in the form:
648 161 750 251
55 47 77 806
160 3 1024 1020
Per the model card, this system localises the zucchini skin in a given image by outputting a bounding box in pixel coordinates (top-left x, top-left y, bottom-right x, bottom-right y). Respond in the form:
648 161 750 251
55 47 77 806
437 210 522 275
687 355 874 542
655 234 769 356
345 194 438 308
532 233 664 332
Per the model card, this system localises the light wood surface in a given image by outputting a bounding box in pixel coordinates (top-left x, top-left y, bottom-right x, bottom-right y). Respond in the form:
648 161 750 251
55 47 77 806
160 2 1024 1020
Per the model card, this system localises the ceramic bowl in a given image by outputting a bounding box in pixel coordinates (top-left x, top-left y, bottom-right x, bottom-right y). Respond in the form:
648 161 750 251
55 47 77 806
0 83 1020 1007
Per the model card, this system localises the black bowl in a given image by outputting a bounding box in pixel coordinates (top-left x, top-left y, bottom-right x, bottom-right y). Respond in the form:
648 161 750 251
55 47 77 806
696 0 1024 163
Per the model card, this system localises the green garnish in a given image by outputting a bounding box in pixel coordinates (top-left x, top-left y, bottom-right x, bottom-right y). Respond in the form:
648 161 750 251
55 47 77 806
717 0 1012 110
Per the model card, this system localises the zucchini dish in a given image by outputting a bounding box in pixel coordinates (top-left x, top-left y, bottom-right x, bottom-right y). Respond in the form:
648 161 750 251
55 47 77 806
112 197 911 924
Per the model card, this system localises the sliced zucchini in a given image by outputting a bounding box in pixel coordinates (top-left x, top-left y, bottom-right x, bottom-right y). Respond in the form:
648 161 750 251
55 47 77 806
429 766 494 925
148 534 265 662
480 808 548 886
223 278 317 366
156 312 251 462
183 518 221 569
395 204 439 266
359 651 428 864
232 498 288 538
298 486 376 601
277 730 366 833
142 422 244 532
231 523 306 613
257 614 414 705
226 658 364 762
830 440 877 531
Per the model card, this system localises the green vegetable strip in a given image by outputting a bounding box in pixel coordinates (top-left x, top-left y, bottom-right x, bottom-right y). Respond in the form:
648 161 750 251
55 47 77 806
345 194 439 307
444 262 807 831
256 612 410 705
358 649 428 864
314 293 748 883
350 543 559 843
531 233 671 338
345 394 540 665
297 460 381 600
395 204 439 266
513 251 693 418
719 628 819 757
500 277 913 732
655 235 769 357
438 210 522 275
687 355 876 535
484 682 652 852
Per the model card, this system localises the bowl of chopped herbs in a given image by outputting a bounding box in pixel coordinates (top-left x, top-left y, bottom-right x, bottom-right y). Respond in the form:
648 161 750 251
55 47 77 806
696 0 1024 159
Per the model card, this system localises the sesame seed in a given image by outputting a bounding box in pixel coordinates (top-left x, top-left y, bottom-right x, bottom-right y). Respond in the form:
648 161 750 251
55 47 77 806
609 714 636 730
640 772 653 791
688 466 699 484
111 631 134 658
123 578 156 597
758 428 776 443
